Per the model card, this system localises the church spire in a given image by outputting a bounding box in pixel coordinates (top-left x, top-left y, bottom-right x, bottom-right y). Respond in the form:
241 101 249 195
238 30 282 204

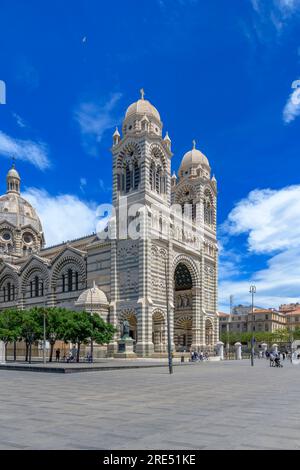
6 160 21 194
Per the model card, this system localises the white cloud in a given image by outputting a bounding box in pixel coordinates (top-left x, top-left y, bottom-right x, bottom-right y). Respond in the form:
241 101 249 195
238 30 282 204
0 130 50 170
283 79 300 123
79 177 87 193
224 186 300 253
220 185 300 310
23 188 99 246
250 0 300 33
74 93 122 156
11 112 27 129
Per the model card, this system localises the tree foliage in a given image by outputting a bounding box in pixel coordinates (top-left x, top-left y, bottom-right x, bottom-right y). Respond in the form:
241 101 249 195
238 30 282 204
0 307 116 363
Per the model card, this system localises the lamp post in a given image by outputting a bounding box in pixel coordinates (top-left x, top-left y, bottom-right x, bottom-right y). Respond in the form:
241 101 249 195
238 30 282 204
249 285 256 367
89 281 97 364
43 309 46 365
40 281 46 365
164 258 173 374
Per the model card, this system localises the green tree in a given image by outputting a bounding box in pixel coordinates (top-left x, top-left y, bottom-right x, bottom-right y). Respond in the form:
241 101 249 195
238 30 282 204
60 311 92 362
30 306 70 362
89 312 115 347
60 310 116 362
0 308 22 361
20 309 43 363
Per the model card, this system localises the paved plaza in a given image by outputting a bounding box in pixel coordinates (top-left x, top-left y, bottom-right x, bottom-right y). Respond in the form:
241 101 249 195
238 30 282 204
0 359 299 450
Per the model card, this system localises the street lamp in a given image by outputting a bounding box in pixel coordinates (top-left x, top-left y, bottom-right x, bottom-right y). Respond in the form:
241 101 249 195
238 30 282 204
249 285 256 367
40 281 46 365
89 281 97 364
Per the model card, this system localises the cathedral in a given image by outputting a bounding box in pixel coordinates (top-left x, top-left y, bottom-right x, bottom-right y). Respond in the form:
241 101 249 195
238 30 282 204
0 91 219 357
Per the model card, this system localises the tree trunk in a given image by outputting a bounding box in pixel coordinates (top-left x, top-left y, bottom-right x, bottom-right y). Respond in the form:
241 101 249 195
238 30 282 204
5 342 8 362
49 342 55 362
76 343 80 363
25 342 29 362
13 341 16 362
29 342 32 364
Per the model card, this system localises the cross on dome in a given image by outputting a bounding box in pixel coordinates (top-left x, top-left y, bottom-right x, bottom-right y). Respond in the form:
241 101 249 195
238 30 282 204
192 139 196 149
140 88 145 100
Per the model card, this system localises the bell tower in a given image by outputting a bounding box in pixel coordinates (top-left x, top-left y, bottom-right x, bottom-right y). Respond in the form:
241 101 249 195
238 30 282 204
110 90 172 356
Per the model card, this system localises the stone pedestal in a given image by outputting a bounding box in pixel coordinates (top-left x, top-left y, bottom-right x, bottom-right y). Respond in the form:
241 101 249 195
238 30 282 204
235 342 242 360
0 341 5 364
114 337 137 359
216 341 224 360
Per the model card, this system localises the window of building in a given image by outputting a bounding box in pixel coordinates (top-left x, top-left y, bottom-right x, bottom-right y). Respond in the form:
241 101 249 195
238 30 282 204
68 269 73 292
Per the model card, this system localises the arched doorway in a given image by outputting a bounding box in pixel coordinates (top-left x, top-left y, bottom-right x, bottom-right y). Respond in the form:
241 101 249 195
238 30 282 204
119 310 138 343
152 310 166 353
174 262 193 352
205 319 214 347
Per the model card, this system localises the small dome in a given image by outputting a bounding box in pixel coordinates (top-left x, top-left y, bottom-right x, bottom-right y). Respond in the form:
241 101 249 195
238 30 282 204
75 282 108 307
180 141 210 172
7 167 20 180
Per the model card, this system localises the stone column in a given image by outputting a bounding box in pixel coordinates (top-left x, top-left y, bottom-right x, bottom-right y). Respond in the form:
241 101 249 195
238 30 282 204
235 342 242 360
216 341 224 360
191 286 201 351
107 239 119 356
0 341 5 364
136 207 154 357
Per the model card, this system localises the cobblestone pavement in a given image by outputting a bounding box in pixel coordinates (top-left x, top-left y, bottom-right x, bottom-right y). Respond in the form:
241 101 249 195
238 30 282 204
0 359 298 450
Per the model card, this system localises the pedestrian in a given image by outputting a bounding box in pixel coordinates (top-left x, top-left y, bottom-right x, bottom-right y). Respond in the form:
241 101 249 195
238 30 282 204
55 348 61 362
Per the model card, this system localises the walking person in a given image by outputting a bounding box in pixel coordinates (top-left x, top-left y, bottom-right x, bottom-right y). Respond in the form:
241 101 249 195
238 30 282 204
55 348 61 362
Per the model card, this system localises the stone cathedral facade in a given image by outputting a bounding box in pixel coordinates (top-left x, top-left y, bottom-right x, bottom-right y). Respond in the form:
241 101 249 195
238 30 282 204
0 92 219 357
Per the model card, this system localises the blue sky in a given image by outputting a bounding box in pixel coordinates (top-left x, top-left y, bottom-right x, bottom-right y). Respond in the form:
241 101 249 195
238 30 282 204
0 0 300 310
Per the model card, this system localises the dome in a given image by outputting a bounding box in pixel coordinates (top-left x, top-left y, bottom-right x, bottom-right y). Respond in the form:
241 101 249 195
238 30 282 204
180 141 210 172
75 282 109 307
0 193 43 232
125 99 161 122
7 167 20 180
125 89 161 122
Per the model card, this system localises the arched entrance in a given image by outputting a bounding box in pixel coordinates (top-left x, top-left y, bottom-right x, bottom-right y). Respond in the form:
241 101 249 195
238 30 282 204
119 310 138 342
205 318 214 347
174 262 193 352
152 310 166 353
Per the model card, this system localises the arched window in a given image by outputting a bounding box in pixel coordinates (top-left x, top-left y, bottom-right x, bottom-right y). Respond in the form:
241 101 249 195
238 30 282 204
3 287 6 302
30 281 33 298
68 269 73 292
62 274 65 293
125 164 131 193
34 276 39 297
204 200 213 225
75 272 79 291
155 166 161 193
7 282 11 301
134 161 140 189
150 162 155 190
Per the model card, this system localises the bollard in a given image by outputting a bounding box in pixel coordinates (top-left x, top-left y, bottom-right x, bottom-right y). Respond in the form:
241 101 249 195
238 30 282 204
234 342 242 360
